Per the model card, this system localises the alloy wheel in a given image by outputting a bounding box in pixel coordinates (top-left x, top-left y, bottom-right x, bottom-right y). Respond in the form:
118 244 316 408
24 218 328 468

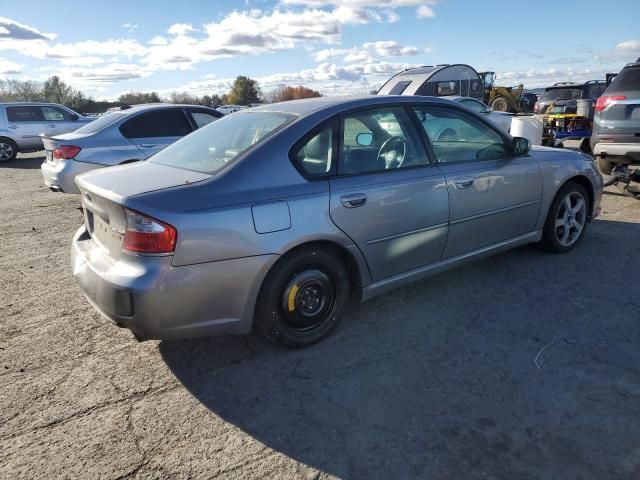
554 191 587 247
0 142 14 161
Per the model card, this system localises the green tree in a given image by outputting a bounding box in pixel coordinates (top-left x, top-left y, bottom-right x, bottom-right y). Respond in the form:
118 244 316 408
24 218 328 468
117 91 161 105
226 76 261 105
42 76 74 104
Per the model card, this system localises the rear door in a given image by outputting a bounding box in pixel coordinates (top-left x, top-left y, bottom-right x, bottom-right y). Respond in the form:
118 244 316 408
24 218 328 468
119 108 193 158
412 104 542 258
41 105 81 136
325 105 449 281
5 105 46 149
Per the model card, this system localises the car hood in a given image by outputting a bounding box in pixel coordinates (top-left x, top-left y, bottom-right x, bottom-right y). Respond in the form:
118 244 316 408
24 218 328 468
75 161 211 203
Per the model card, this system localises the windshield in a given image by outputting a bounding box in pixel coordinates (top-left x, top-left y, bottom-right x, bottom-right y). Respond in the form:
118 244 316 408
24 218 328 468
150 111 294 174
74 111 127 134
540 87 582 102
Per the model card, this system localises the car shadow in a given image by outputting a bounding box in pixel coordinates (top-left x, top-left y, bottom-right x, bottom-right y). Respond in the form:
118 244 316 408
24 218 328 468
0 155 45 169
160 218 640 478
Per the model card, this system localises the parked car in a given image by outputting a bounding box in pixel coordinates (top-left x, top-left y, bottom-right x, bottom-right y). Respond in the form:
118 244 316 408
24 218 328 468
215 104 244 115
72 96 603 348
449 96 513 132
40 104 221 193
533 81 607 114
590 59 640 174
0 102 93 162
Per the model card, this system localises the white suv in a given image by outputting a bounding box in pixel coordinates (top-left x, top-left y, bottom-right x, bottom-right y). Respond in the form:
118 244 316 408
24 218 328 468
0 103 93 161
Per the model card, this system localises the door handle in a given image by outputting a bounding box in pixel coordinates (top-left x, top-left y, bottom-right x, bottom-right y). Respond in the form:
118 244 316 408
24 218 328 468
139 144 157 148
48 125 56 128
454 177 474 189
7 125 18 129
341 193 367 208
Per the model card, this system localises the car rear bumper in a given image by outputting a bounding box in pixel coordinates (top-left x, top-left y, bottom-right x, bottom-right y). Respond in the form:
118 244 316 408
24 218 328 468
41 159 103 194
592 143 640 162
71 226 276 340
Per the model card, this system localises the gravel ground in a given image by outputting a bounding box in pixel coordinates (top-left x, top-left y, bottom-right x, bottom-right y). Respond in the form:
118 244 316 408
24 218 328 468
1 154 640 480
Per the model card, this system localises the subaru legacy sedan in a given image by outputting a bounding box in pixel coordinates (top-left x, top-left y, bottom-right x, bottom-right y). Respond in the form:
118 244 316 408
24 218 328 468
41 104 221 193
72 96 603 348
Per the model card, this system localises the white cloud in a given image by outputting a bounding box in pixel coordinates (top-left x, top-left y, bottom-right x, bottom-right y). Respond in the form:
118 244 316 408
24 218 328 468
0 17 56 40
616 39 640 52
168 23 196 35
314 40 419 63
122 22 138 33
0 57 21 74
149 36 169 46
363 40 418 56
416 5 435 18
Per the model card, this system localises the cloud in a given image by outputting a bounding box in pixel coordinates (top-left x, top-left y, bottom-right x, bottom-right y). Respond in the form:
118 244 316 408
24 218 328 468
0 57 21 74
416 5 435 18
314 40 419 63
168 23 197 35
363 40 418 56
0 17 56 40
497 67 611 89
616 39 640 52
122 22 138 33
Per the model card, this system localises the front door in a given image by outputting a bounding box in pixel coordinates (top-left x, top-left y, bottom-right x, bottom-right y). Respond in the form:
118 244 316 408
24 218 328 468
5 105 46 150
328 106 449 281
412 104 542 258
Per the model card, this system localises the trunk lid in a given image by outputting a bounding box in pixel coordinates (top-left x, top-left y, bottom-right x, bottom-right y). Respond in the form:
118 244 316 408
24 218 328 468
76 161 211 260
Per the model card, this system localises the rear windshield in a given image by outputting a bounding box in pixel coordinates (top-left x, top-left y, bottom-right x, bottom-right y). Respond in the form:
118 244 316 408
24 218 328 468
74 111 127 134
150 111 294 174
608 68 640 92
540 87 582 102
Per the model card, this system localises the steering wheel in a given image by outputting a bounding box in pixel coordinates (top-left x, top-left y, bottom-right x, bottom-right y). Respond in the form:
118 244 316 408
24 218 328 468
437 128 458 142
377 136 407 168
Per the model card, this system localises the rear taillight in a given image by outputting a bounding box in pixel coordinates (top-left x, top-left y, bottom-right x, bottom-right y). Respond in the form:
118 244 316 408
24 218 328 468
53 145 81 160
122 209 177 254
595 95 626 112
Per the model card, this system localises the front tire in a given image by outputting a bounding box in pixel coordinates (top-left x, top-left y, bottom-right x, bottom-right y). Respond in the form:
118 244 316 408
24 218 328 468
255 246 350 348
541 182 589 253
0 138 18 162
490 96 510 112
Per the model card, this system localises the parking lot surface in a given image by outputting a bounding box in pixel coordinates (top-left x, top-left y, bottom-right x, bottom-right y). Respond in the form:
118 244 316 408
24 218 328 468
1 154 640 479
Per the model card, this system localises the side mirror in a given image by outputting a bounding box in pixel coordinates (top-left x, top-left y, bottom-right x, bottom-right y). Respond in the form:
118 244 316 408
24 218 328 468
71 113 79 121
356 132 373 147
512 136 530 155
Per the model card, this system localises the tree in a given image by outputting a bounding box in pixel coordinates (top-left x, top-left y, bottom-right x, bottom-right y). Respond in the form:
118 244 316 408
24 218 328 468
117 91 161 105
43 76 74 105
267 85 321 103
226 76 261 105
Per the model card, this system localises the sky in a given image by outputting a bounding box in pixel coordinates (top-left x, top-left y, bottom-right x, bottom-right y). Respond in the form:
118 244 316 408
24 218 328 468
0 0 639 100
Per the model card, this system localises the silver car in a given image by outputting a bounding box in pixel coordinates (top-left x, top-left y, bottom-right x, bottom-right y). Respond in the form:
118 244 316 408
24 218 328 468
41 104 221 193
72 96 603 348
449 96 513 132
0 102 93 162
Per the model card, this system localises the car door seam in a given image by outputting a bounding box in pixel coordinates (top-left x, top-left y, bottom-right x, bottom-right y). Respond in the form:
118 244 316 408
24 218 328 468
449 200 540 225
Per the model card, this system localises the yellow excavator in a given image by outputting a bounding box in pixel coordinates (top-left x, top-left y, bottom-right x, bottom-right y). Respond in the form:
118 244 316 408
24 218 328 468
479 71 527 113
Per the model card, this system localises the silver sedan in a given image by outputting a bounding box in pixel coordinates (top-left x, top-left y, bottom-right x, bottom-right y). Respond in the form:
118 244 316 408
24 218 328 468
72 96 603 348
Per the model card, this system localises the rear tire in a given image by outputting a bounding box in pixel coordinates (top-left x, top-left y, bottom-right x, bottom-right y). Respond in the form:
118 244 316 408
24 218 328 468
255 246 350 348
540 182 589 253
0 138 18 162
596 156 613 175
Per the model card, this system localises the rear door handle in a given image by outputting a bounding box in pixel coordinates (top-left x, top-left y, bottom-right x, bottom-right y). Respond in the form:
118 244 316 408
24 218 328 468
7 125 18 129
139 144 157 148
454 177 474 189
341 193 367 208
48 125 56 128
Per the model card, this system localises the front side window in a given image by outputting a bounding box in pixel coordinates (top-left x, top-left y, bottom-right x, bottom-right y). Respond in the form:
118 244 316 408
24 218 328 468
339 107 430 175
460 99 487 113
41 106 73 121
189 111 219 129
6 106 44 122
413 106 509 163
150 112 293 174
120 109 192 139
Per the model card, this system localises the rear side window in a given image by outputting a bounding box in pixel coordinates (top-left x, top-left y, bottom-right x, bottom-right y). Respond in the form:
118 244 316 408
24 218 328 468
292 124 334 177
585 83 607 99
74 111 126 134
540 88 582 102
388 80 412 95
608 68 640 91
6 106 44 122
120 109 192 139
